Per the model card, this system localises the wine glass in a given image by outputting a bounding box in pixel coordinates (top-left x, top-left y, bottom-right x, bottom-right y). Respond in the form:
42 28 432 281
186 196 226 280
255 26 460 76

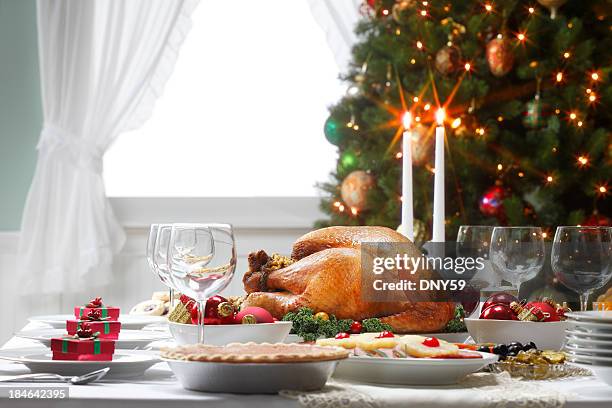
167 223 236 343
551 226 612 311
489 227 545 296
147 224 176 308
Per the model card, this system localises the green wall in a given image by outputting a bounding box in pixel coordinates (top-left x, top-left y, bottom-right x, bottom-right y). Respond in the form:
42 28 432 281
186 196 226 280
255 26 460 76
0 0 41 230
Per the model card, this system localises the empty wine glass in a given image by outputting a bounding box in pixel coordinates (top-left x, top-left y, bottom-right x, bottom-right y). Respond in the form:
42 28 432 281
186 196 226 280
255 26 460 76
551 226 612 311
489 227 545 295
167 223 236 343
147 224 176 308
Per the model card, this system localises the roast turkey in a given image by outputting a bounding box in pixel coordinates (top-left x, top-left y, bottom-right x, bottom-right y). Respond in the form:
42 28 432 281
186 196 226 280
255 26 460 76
242 226 455 333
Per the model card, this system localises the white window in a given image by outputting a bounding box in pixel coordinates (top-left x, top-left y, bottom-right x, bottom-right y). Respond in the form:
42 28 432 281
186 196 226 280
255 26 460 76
104 0 344 197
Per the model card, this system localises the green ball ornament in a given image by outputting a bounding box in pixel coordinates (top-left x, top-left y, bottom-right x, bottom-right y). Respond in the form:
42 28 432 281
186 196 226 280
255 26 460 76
340 151 357 170
324 116 343 146
523 94 543 129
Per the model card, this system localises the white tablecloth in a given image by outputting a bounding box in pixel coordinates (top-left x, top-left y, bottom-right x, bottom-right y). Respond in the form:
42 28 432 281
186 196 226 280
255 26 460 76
1 323 612 408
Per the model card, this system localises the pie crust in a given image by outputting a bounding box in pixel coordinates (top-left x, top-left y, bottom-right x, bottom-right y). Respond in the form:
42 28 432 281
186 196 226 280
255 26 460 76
161 342 349 363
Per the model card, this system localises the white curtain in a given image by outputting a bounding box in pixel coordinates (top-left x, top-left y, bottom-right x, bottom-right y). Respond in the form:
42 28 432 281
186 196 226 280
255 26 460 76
307 0 362 71
18 0 199 294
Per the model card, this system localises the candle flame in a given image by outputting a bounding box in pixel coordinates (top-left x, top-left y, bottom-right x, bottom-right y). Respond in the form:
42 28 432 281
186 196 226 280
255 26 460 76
402 112 412 129
435 108 445 126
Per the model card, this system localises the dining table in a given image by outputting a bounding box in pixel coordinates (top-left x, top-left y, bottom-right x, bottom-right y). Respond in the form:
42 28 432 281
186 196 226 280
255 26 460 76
1 321 612 408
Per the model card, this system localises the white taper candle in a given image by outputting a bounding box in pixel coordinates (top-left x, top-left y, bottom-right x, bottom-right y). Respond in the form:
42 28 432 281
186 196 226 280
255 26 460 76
432 108 445 242
400 112 414 241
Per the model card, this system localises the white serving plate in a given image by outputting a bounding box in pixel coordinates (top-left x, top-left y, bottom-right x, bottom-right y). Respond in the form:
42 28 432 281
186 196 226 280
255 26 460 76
566 351 612 365
0 348 159 379
29 314 167 330
566 311 612 323
465 318 567 350
169 321 292 346
566 329 612 340
164 358 339 393
15 329 171 349
333 351 498 385
565 336 612 348
565 320 612 332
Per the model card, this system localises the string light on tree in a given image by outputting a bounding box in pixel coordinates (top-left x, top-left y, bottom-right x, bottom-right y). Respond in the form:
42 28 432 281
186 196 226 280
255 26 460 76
577 155 589 167
484 3 493 12
596 184 609 197
556 71 564 83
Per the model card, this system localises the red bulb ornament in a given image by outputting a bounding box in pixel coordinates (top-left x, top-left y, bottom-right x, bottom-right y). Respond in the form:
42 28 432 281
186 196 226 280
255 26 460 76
235 307 274 324
480 303 518 320
482 292 519 312
525 301 559 322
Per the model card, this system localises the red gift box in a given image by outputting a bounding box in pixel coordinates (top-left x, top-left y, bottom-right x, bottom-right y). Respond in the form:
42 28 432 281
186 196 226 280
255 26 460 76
51 337 115 361
66 320 121 339
74 306 120 321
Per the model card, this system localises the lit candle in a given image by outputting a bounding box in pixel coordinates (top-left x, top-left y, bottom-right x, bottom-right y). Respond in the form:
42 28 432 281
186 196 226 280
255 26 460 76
432 108 445 242
400 112 414 241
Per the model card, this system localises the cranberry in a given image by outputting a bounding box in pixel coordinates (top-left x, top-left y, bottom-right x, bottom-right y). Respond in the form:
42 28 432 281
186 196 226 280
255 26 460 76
422 337 440 347
350 321 363 334
376 330 394 338
335 332 350 339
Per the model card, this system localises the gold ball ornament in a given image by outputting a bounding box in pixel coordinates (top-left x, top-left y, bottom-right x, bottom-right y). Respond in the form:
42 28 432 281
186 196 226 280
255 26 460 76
486 37 515 77
537 0 567 19
340 170 375 211
392 0 416 23
410 124 431 166
435 46 461 75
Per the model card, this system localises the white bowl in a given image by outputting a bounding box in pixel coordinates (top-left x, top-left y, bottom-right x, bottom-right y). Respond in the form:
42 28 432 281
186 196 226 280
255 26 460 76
164 358 339 393
464 318 568 350
168 321 292 346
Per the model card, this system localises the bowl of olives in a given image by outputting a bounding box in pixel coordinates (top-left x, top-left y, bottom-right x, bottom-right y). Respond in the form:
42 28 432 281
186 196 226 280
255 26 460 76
465 318 567 350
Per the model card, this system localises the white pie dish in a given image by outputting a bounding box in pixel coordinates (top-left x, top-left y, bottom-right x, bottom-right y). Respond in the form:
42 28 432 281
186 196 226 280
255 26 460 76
465 318 567 350
163 358 339 393
168 321 292 346
333 351 498 385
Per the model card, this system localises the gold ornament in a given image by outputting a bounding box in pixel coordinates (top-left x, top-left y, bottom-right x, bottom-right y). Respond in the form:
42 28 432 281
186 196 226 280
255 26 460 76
435 45 461 75
537 0 567 19
410 124 431 166
340 170 375 211
392 0 416 23
486 36 515 77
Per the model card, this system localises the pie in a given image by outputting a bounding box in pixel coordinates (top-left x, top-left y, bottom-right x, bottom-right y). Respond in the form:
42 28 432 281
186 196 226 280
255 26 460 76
160 342 349 363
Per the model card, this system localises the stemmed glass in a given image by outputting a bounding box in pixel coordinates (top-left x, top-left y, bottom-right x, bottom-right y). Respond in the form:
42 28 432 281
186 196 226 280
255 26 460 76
166 223 236 343
489 227 545 296
456 226 499 286
551 226 612 311
147 224 176 308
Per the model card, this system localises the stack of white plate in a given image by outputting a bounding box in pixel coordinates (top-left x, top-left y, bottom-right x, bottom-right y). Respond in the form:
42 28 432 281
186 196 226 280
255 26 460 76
564 311 612 386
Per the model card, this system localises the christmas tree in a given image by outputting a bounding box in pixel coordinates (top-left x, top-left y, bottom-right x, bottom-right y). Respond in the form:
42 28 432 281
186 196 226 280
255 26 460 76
318 0 611 242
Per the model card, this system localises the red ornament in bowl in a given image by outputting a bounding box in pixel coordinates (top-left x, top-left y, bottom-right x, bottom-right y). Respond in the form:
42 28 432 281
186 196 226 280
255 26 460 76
525 301 559 322
482 292 519 312
235 307 274 324
479 303 518 320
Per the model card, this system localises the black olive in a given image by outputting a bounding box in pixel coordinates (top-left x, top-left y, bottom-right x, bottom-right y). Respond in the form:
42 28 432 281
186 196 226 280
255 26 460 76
523 341 537 351
493 344 508 356
477 346 490 353
508 341 523 349
507 345 522 355
506 350 518 357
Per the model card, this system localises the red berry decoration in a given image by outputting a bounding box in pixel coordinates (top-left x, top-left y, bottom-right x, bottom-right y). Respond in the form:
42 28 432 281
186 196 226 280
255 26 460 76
335 332 350 339
376 330 395 338
350 321 363 334
86 297 103 308
482 292 519 312
235 307 274 324
480 303 518 320
422 337 440 347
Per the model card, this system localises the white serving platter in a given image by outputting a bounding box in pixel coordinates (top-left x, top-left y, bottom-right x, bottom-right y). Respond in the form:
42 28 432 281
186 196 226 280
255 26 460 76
29 314 167 330
15 329 171 350
333 351 498 385
0 348 160 379
565 311 612 323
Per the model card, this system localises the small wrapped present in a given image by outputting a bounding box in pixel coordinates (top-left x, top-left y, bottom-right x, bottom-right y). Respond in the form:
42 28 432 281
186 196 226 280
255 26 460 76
74 297 120 321
51 331 115 361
